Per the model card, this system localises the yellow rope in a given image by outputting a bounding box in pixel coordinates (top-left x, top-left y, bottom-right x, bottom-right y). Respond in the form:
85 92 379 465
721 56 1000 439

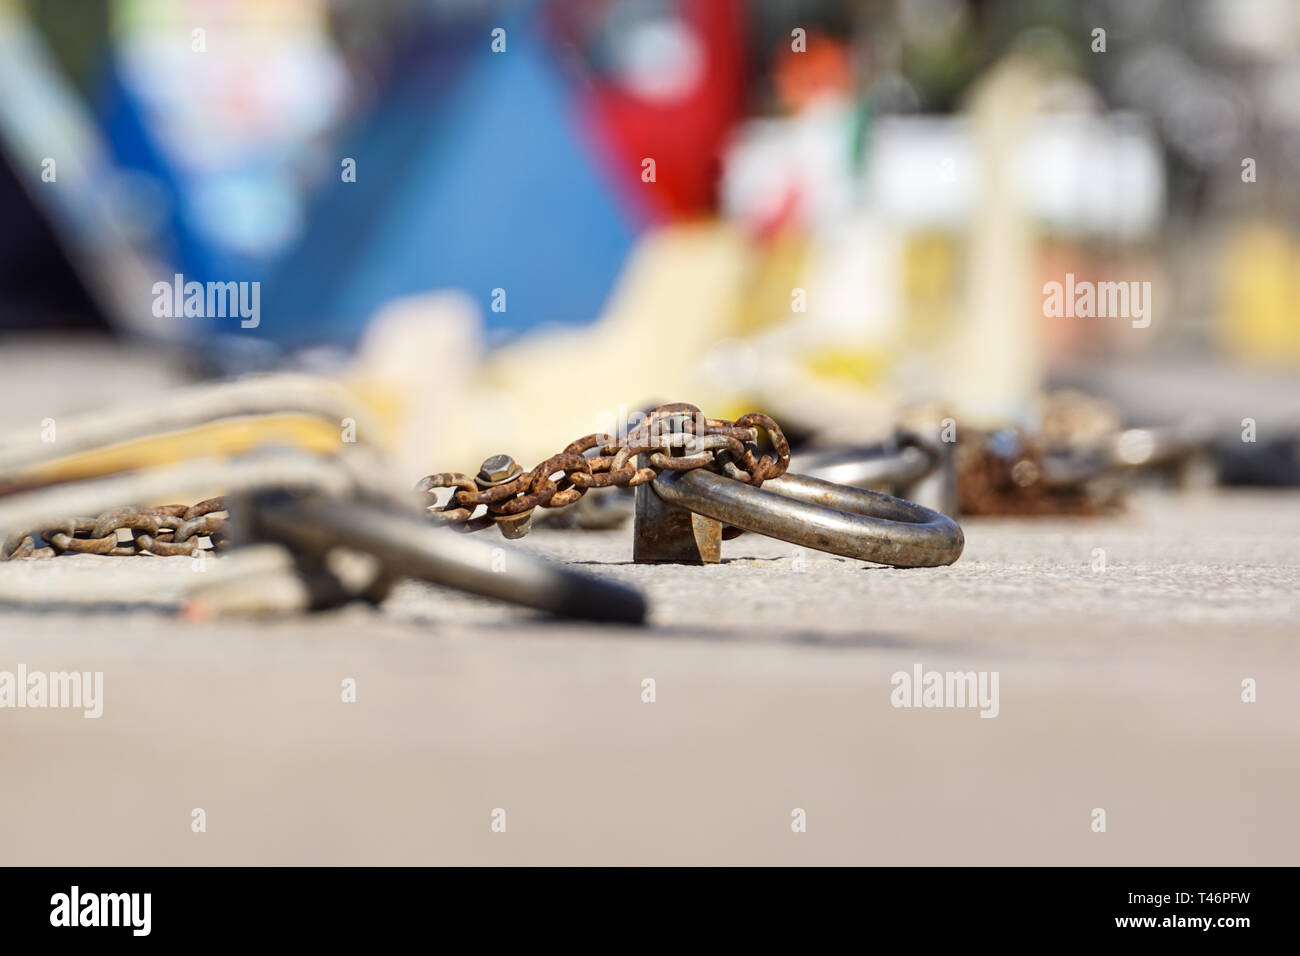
9 413 346 488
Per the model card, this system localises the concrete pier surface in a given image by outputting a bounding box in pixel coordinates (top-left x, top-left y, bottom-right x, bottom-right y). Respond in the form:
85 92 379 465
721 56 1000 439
1 337 1296 864
2 488 1296 865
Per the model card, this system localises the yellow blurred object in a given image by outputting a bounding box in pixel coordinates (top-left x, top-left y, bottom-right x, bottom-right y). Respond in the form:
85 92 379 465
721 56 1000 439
732 231 810 336
349 224 755 478
804 346 892 384
901 232 960 347
1220 222 1300 363
9 414 346 488
944 55 1048 426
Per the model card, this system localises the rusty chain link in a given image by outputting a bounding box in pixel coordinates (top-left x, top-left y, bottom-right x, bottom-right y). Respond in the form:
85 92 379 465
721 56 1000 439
414 402 791 537
1 498 229 560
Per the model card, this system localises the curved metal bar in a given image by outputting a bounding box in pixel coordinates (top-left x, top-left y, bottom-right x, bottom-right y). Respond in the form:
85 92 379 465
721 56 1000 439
650 470 964 568
795 444 934 490
791 431 960 518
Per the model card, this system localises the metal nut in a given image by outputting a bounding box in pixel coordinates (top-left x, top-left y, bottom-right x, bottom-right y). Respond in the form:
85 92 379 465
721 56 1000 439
478 454 521 485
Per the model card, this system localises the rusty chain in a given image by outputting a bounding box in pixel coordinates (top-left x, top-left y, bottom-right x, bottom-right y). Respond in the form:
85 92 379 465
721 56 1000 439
1 498 229 560
414 402 791 538
0 396 1209 561
0 402 792 558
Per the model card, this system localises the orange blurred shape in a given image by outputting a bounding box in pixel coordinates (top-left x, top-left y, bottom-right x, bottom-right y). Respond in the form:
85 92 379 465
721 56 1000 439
774 33 852 112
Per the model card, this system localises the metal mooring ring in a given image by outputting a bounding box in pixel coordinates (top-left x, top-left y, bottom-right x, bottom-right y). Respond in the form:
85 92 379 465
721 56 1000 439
649 470 964 568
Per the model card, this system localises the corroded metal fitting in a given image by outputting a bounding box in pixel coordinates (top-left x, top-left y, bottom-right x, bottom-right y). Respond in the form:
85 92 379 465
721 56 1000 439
477 454 522 487
475 455 532 538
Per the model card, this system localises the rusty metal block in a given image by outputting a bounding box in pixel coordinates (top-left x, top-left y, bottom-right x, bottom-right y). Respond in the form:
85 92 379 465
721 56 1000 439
633 453 721 564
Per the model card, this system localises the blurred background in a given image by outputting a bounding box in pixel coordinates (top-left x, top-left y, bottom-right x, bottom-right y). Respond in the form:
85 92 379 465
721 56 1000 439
2 0 1299 479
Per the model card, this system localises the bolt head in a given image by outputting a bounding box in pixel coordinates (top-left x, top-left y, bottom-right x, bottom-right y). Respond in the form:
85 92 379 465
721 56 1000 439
479 454 519 483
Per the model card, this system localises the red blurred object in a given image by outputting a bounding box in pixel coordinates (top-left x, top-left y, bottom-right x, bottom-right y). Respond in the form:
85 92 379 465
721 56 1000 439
562 0 747 222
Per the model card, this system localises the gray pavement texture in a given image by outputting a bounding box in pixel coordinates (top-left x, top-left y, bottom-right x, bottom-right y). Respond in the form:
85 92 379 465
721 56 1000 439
0 336 1297 865
1 488 1297 865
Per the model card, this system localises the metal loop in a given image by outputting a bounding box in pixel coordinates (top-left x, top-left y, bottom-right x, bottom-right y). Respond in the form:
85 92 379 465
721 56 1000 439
649 469 964 568
796 440 934 490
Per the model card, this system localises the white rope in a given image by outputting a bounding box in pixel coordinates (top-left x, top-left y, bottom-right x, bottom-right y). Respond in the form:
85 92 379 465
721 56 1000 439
0 450 357 539
0 373 373 472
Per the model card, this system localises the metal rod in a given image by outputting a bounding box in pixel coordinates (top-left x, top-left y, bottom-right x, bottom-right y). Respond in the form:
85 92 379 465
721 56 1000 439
251 493 647 624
